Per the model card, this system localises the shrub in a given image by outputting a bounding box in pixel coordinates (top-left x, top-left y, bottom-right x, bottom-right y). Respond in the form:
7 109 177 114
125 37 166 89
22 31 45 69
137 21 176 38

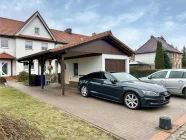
0 109 45 140
155 41 165 69
164 51 172 69
0 77 6 84
17 71 29 82
130 67 158 78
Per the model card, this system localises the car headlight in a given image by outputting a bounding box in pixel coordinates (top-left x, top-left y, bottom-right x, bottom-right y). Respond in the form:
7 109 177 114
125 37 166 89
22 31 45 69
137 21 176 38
142 90 157 96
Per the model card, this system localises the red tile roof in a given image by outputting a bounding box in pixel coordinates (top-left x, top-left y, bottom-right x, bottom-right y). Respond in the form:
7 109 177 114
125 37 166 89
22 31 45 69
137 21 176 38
0 14 89 43
50 29 89 43
0 52 15 59
52 30 134 54
0 18 24 35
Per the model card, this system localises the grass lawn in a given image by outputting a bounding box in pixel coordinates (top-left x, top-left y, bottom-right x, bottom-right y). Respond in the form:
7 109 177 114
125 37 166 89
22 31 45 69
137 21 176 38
0 88 118 140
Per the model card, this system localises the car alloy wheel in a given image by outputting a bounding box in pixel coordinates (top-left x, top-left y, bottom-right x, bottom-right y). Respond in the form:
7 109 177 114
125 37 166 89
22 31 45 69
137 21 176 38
124 93 140 109
81 85 88 97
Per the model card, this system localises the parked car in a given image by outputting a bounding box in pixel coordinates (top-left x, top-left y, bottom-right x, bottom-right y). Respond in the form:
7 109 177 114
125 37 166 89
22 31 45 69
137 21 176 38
78 71 170 109
139 69 186 98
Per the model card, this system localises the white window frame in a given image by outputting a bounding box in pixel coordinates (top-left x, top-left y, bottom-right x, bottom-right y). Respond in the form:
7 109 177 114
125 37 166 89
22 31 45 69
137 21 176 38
35 27 40 35
1 39 9 48
25 41 33 50
41 42 48 51
23 61 34 70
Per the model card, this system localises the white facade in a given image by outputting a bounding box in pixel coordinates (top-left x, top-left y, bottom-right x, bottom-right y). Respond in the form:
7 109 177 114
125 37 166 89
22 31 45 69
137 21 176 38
19 16 52 39
54 54 129 84
135 53 156 65
15 38 55 75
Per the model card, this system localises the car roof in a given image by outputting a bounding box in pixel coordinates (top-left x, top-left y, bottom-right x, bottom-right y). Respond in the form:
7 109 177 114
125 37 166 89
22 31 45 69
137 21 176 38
158 69 186 72
93 71 126 73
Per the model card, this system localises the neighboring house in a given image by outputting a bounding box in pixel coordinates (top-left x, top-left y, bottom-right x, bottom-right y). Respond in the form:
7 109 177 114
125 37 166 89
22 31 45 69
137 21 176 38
0 11 134 86
135 36 182 68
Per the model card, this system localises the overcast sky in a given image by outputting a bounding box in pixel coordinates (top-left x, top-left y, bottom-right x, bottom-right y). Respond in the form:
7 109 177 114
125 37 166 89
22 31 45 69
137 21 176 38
0 0 185 50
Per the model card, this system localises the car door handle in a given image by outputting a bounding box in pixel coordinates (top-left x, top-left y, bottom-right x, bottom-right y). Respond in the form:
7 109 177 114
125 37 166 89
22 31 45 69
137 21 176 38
178 80 184 83
160 80 164 82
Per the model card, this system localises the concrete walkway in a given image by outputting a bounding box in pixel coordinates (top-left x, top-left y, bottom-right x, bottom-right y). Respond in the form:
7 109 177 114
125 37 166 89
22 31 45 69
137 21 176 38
8 81 186 140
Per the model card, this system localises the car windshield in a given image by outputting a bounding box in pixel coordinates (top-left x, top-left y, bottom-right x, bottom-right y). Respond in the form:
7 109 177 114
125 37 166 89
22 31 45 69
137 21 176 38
112 72 138 82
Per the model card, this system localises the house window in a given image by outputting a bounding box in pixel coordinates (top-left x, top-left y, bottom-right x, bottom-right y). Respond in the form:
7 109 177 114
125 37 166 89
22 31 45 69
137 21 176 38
23 61 34 69
35 27 40 35
25 41 33 50
41 43 48 51
1 39 8 48
73 63 78 76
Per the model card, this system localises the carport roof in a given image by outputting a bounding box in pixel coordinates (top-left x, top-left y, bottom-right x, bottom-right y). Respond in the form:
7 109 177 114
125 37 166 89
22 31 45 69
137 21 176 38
17 30 134 62
51 31 134 54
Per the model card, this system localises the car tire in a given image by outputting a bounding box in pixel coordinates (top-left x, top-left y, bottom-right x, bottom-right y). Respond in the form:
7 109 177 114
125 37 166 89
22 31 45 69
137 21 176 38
81 85 89 97
124 92 140 109
183 88 186 99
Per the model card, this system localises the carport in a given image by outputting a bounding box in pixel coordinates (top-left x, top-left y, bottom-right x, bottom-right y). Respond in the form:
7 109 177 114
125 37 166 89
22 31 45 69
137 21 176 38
17 31 134 96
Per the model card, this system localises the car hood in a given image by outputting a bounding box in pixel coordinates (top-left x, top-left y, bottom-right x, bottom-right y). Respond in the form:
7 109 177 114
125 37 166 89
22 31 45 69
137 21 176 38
120 80 167 93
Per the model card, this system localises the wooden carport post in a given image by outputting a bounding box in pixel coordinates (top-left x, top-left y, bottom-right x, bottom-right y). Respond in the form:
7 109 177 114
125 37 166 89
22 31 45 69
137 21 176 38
28 60 32 86
38 57 46 90
61 54 65 96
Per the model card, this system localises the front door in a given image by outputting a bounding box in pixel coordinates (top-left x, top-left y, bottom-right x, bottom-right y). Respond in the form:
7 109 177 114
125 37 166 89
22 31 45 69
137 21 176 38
1 62 8 76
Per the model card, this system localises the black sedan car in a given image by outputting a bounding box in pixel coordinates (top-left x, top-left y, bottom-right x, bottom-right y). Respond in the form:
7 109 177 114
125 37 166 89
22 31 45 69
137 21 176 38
78 71 170 109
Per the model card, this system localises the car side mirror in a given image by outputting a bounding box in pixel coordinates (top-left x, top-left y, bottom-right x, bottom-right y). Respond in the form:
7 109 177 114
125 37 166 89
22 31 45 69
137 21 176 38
110 79 117 84
148 76 151 79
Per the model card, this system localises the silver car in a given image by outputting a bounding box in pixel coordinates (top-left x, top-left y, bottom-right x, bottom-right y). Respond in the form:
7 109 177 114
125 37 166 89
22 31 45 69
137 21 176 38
139 69 186 98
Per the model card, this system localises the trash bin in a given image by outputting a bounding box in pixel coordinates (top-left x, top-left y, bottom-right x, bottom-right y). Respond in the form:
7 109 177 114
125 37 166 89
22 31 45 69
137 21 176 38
30 74 37 86
36 75 46 86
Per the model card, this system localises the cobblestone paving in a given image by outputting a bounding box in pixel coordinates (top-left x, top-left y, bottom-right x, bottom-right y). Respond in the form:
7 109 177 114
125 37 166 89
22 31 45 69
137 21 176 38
8 81 186 140
168 123 186 140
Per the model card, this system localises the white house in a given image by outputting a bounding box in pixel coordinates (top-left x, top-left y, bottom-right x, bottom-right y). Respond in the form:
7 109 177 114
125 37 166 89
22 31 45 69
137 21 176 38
0 11 134 87
135 36 182 68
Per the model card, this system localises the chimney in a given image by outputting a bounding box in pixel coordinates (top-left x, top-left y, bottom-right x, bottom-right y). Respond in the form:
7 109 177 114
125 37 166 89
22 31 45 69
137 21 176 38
92 32 96 36
150 35 154 39
160 36 166 42
65 28 72 34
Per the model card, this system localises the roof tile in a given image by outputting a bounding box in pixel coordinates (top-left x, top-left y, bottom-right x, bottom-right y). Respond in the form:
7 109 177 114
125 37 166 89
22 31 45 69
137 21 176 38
0 52 15 59
135 36 182 54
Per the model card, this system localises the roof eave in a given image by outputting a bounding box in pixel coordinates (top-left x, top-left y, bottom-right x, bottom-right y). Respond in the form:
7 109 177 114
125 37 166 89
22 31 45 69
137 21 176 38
17 50 52 62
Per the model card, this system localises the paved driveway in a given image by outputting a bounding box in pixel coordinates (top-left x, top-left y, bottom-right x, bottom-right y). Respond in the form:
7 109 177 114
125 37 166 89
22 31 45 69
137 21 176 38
8 81 186 140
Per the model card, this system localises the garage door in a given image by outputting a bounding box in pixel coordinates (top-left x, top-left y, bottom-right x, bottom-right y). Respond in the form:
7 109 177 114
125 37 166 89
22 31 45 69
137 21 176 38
105 59 125 72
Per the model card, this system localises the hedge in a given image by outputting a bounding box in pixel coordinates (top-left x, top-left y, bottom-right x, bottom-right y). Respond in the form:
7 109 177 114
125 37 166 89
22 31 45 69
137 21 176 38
130 67 159 78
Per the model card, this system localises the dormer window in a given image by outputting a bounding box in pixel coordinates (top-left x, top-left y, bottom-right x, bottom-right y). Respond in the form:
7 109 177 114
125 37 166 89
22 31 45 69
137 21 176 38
35 27 40 35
